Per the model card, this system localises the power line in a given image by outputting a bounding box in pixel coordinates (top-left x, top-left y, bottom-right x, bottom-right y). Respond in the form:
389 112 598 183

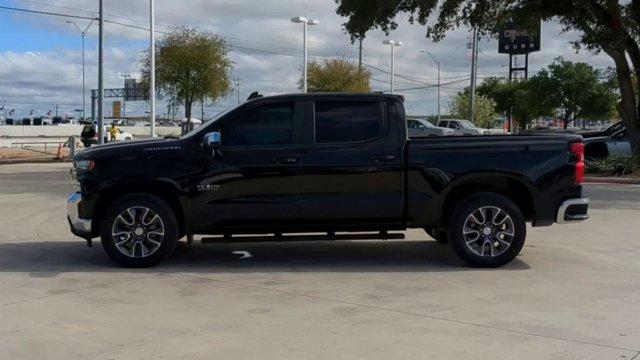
395 78 471 92
0 5 96 20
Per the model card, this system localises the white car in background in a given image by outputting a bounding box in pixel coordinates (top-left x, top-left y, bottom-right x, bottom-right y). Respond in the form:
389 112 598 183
437 119 492 136
407 118 455 137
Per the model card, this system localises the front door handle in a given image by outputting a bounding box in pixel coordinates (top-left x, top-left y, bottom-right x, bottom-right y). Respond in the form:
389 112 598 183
272 157 299 165
370 155 397 163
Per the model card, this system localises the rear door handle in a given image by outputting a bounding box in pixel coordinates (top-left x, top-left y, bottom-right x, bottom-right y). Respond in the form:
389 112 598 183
271 157 299 165
370 155 397 163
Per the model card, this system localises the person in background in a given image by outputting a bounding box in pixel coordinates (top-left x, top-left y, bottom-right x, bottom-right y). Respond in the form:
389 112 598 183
109 122 119 142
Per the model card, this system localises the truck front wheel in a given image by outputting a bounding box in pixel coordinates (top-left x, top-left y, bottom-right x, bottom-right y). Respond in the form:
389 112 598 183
100 194 178 268
448 193 526 268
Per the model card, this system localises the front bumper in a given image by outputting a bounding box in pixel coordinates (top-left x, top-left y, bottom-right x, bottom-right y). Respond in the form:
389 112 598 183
67 192 92 238
556 198 590 224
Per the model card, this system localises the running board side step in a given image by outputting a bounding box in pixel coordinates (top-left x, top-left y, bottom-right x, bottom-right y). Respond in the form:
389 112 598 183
201 231 405 244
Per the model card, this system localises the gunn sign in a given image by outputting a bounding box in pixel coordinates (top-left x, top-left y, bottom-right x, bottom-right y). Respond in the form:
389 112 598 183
498 22 541 55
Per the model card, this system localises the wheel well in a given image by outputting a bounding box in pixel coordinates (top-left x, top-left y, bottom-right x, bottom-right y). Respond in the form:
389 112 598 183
440 178 535 228
92 182 185 237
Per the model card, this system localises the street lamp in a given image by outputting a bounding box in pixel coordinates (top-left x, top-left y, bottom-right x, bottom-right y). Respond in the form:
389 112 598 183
67 19 95 120
150 0 156 137
291 16 319 93
382 40 403 94
420 50 441 122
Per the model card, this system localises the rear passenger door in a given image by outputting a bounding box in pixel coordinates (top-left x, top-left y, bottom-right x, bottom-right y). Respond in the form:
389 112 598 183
297 98 404 227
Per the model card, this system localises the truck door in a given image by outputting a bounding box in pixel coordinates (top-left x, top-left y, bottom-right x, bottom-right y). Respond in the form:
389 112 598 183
195 101 304 230
297 99 404 227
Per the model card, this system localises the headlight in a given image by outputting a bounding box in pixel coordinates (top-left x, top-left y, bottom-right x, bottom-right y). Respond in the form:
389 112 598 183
74 159 95 172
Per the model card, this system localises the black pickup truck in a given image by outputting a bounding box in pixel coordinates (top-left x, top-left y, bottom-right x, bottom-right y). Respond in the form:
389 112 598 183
68 93 589 268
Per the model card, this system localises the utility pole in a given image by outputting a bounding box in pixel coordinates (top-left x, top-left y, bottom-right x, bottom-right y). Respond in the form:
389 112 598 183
469 27 479 124
358 36 363 70
201 100 204 120
55 104 59 117
149 0 156 137
97 0 104 144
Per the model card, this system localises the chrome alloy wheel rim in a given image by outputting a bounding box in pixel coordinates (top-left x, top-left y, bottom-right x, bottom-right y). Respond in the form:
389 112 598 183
463 206 515 257
111 207 165 258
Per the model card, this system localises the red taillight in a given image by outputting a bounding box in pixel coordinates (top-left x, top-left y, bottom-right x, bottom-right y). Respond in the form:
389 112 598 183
571 143 585 184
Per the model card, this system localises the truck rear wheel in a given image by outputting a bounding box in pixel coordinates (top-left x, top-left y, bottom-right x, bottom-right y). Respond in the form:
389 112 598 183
100 194 178 268
448 193 526 268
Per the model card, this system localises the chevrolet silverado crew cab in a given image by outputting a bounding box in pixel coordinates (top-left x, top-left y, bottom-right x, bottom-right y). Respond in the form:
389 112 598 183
68 93 589 268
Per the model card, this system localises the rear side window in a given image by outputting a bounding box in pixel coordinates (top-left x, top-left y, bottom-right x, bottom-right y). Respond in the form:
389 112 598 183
437 121 447 127
314 101 381 143
222 103 294 147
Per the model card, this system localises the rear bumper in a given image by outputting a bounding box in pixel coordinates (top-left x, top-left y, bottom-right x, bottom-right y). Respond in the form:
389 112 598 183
67 192 92 238
556 198 590 224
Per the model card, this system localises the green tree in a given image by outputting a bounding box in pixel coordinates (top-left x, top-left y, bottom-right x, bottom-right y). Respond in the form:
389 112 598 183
469 77 556 127
302 59 372 93
543 58 618 128
141 26 233 124
450 93 497 128
335 0 640 155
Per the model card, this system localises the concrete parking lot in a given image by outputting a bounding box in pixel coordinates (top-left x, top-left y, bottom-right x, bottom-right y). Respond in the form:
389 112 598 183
0 163 638 360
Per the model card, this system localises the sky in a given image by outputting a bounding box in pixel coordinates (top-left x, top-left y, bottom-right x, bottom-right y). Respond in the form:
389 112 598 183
0 0 617 119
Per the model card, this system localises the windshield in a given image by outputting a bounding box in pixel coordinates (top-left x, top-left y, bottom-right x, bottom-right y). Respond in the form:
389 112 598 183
181 106 236 139
416 119 437 128
459 120 476 129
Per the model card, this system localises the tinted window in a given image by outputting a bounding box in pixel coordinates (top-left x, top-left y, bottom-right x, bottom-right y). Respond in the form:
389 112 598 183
81 125 95 137
437 121 448 127
448 121 461 129
315 101 381 143
222 103 294 147
408 120 420 129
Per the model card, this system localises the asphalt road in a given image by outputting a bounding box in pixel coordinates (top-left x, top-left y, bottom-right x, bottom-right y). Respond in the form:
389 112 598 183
0 163 639 360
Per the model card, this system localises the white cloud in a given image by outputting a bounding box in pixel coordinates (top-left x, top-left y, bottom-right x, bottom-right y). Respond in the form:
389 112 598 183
1 0 615 118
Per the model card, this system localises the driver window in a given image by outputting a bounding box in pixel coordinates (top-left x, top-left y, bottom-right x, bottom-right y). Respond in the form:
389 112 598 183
222 103 294 147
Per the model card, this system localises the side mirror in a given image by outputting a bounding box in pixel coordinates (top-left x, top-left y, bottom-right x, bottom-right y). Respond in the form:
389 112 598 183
202 132 222 149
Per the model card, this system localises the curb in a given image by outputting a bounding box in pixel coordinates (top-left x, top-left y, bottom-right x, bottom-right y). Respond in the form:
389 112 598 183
0 158 72 165
585 177 640 185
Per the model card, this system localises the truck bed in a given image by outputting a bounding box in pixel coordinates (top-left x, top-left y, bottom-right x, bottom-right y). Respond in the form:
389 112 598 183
405 134 583 228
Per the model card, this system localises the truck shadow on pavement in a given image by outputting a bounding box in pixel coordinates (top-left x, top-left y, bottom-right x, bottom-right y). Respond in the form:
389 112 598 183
0 240 530 275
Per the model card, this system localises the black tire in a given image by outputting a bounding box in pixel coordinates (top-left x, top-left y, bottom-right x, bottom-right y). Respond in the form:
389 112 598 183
448 192 526 268
100 194 178 268
424 227 449 244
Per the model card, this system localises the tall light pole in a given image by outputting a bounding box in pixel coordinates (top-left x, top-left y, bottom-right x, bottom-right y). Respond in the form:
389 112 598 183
291 16 319 93
420 50 441 122
382 40 403 94
97 0 104 144
149 0 156 137
67 19 95 121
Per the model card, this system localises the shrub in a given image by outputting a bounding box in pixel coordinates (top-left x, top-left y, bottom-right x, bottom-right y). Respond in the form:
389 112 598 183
586 156 640 176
